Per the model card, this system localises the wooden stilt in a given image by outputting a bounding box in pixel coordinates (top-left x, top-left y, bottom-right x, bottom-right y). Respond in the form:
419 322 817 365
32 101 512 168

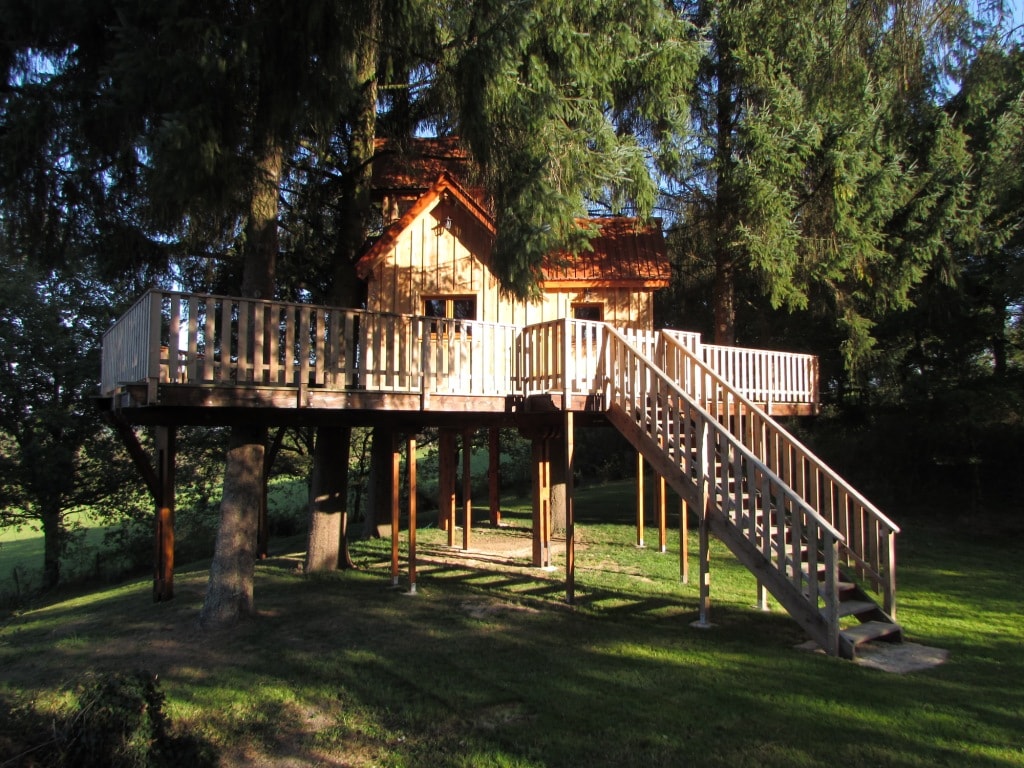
488 427 501 526
657 474 667 553
408 437 418 594
462 428 473 551
531 438 551 567
439 429 457 546
757 582 769 611
697 509 712 627
564 413 576 605
390 435 401 586
680 499 689 584
154 426 176 602
635 451 645 548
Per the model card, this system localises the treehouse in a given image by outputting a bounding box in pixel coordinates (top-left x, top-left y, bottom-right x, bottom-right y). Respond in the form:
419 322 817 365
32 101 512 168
97 139 901 659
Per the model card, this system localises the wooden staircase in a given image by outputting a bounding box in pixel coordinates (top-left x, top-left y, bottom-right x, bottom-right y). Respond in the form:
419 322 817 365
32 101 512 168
600 328 902 659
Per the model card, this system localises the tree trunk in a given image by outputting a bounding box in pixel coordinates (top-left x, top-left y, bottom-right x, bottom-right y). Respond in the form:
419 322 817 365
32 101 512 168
305 426 354 572
199 424 264 628
363 426 396 538
712 252 736 345
40 503 62 590
305 0 379 564
200 136 281 628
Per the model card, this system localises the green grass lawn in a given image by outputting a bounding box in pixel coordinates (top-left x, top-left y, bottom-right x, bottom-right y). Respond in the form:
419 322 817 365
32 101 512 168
1 483 1022 767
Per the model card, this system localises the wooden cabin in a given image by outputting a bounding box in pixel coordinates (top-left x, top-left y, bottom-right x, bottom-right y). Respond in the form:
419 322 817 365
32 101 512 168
359 143 670 330
97 138 901 659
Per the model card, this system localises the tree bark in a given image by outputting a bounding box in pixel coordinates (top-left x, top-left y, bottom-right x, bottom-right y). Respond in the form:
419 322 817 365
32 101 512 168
305 426 354 571
363 426 395 538
199 424 264 628
304 0 379 565
200 135 281 628
40 503 62 590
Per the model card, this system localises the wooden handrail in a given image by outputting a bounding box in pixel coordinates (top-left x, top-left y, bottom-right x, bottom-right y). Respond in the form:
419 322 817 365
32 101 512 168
659 331 898 616
99 290 521 398
601 327 843 654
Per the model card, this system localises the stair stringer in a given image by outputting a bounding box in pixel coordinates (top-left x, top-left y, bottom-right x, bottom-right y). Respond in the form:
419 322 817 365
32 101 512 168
606 403 838 654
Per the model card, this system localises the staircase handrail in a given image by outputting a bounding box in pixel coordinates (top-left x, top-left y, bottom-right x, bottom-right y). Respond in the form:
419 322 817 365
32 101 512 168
602 327 844 653
603 327 845 542
659 331 899 615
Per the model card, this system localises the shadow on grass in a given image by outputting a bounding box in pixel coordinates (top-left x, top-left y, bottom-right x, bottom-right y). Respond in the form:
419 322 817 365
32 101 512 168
2 522 1022 768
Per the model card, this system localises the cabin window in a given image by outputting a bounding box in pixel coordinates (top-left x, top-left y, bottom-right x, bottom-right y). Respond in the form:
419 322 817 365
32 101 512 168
423 295 476 334
572 303 603 322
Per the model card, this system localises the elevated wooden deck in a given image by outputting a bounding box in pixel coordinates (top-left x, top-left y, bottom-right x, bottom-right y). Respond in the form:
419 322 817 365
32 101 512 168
100 290 819 426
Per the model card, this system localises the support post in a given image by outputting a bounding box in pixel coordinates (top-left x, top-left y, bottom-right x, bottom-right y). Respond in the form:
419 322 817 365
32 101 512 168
154 426 176 602
531 438 551 567
697 511 711 627
488 427 501 526
438 429 457 546
680 499 689 584
564 413 576 604
635 451 645 548
462 428 473 551
657 474 667 553
408 437 418 594
390 434 401 586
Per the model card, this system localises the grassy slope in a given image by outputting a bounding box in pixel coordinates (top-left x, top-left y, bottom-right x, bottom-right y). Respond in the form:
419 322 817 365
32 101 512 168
0 486 1022 767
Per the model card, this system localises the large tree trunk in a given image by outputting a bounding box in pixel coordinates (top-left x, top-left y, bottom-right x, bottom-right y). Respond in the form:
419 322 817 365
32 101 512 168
40 503 62 590
305 0 380 567
200 137 281 628
199 424 264 627
305 426 355 572
712 252 736 345
363 426 396 538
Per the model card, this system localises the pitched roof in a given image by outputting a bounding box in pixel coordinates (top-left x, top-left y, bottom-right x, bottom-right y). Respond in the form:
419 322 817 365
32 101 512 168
541 218 670 289
356 172 495 280
362 138 670 289
372 137 477 194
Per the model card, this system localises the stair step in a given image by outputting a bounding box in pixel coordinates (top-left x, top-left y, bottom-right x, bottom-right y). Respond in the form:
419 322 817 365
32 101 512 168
840 620 903 646
835 599 880 618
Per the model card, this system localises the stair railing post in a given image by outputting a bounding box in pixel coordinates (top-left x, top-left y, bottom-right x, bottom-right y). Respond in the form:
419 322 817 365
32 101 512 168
823 530 840 656
695 414 713 628
883 529 897 620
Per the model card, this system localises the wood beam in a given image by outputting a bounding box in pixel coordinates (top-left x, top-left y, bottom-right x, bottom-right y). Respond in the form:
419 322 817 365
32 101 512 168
680 499 689 584
408 437 418 594
488 427 501 526
438 429 457 545
391 434 401 586
635 451 645 548
531 438 551 567
657 474 667 554
564 412 576 605
154 426 176 602
462 428 473 551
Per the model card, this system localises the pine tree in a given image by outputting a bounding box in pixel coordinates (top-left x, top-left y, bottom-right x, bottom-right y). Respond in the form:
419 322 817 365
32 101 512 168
668 0 979 369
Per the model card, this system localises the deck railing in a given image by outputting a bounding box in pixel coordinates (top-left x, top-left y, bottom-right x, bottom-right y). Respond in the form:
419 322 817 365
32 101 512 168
658 331 898 615
101 291 822 414
663 331 818 407
100 290 520 399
